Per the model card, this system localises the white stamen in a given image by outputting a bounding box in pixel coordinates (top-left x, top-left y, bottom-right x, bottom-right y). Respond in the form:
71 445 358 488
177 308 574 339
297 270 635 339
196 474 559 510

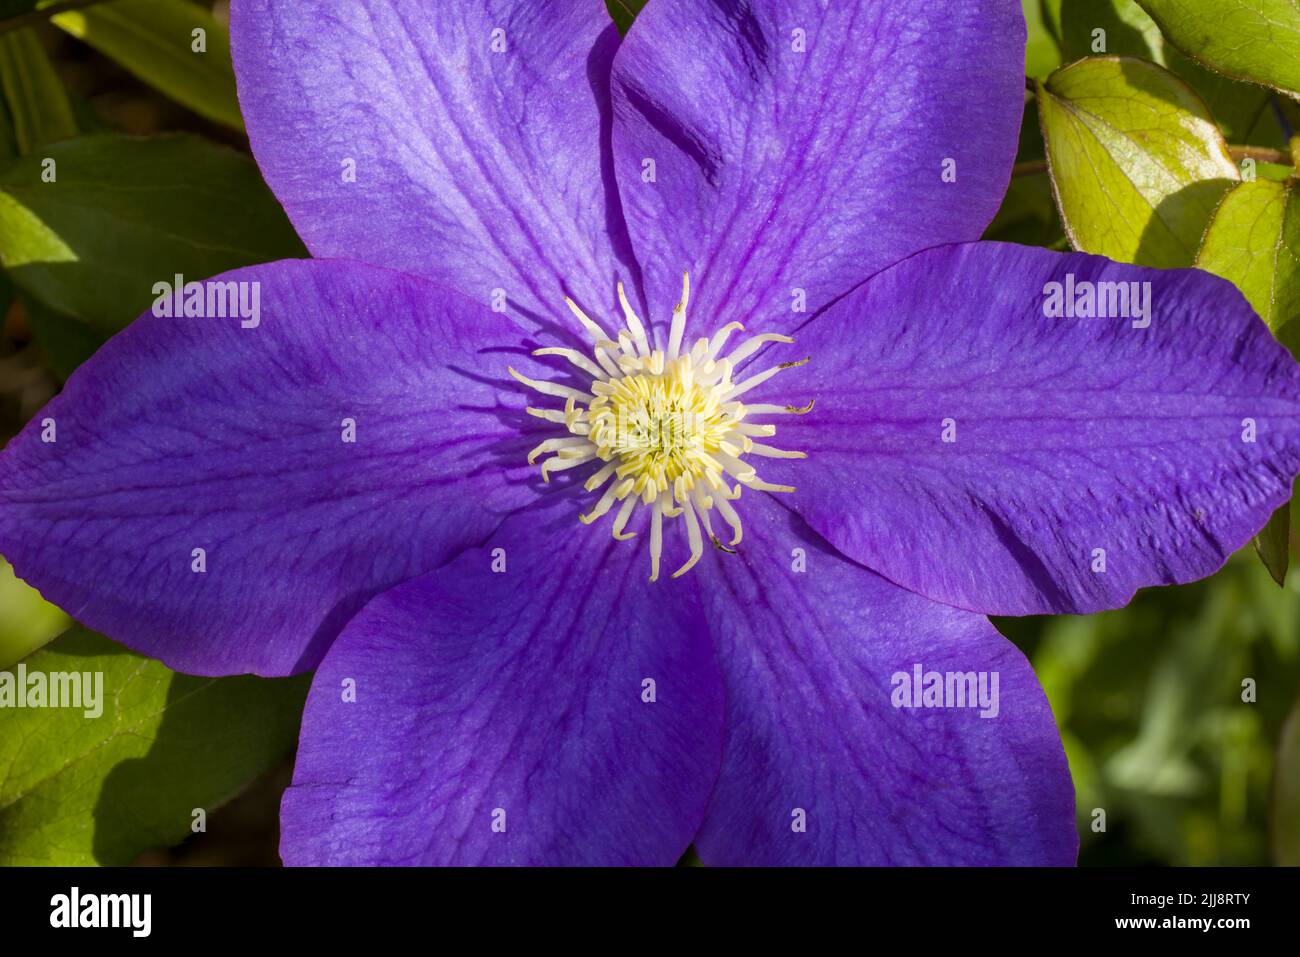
509 367 593 403
512 272 810 580
723 332 795 367
541 450 597 482
617 281 651 357
672 496 704 578
592 343 623 379
611 494 639 540
565 297 611 343
713 492 744 546
649 502 664 582
708 322 745 358
667 271 690 361
528 436 589 464
739 400 816 416
583 461 619 492
533 347 605 380
581 477 633 524
740 477 796 493
723 357 810 401
748 443 808 459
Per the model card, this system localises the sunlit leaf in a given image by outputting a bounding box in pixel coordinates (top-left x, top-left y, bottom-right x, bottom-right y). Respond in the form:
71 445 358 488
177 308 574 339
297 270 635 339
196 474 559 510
1037 56 1238 267
1024 0 1063 77
1198 181 1300 585
0 555 69 668
1196 177 1300 337
0 626 309 865
1136 0 1300 98
1060 0 1272 140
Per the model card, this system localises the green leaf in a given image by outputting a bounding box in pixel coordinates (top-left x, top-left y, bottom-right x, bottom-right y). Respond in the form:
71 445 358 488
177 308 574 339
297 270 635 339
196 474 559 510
1196 177 1300 337
1253 503 1291 586
1037 56 1239 267
1276 693 1300 865
0 556 70 669
1010 546 1300 865
1196 178 1300 585
0 69 16 161
0 26 75 154
52 0 243 130
0 132 305 334
1024 0 1063 77
984 174 1064 245
605 0 645 34
987 100 1067 244
21 292 103 378
1135 0 1300 98
0 1 43 26
1043 0 1065 40
1255 162 1296 183
1061 0 1272 140
0 626 309 865
1062 0 1165 60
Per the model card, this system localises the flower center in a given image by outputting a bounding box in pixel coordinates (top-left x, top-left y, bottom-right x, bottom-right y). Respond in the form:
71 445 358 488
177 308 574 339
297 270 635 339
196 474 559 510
510 273 812 581
589 372 724 492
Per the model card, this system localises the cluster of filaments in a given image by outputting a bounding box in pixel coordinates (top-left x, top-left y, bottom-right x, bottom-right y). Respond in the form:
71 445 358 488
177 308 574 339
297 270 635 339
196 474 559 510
509 273 811 581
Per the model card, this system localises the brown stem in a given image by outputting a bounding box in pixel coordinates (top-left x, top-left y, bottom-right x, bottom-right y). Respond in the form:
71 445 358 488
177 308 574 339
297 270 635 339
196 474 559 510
1011 159 1049 178
1227 145 1291 166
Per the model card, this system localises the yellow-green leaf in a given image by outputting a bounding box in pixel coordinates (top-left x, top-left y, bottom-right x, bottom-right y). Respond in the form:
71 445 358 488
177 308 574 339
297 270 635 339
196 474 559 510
0 556 69 668
0 627 309 865
1060 0 1272 140
1024 0 1063 77
1136 0 1300 99
1038 56 1239 267
1196 178 1299 584
1196 177 1300 338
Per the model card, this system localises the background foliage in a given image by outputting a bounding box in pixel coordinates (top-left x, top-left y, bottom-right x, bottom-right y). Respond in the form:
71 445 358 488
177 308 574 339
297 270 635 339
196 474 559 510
0 0 1298 865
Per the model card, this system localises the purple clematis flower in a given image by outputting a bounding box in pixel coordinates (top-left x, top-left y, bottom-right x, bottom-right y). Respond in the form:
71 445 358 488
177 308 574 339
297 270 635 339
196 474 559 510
3 0 1300 866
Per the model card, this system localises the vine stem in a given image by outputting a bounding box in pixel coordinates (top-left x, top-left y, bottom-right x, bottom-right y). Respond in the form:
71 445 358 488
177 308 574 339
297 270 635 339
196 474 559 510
1011 159 1048 178
1227 145 1292 166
